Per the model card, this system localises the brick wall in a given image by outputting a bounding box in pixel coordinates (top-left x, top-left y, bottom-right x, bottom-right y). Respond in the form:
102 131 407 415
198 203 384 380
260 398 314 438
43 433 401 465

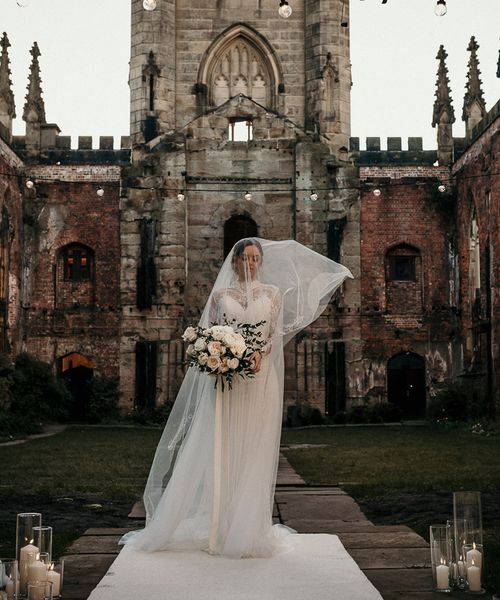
23 171 121 378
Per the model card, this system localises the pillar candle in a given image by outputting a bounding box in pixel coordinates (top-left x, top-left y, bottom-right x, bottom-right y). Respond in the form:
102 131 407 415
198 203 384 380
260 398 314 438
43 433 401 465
458 558 466 578
27 560 46 585
466 544 482 570
46 568 61 596
19 545 39 594
4 579 15 600
467 563 481 592
436 563 450 590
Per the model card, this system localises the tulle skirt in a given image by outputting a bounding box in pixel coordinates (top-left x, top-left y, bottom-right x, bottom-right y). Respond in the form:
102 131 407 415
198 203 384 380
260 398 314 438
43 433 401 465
124 356 291 558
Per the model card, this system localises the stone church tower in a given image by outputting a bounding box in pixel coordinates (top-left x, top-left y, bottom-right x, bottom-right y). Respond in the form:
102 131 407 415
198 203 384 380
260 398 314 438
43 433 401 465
120 0 361 414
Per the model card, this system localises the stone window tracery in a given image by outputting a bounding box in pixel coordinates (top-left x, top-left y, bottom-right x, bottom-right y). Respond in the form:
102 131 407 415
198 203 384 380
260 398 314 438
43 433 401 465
199 26 282 111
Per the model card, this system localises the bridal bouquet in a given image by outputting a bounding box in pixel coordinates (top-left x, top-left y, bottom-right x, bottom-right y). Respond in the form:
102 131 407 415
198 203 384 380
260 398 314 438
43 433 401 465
182 318 266 389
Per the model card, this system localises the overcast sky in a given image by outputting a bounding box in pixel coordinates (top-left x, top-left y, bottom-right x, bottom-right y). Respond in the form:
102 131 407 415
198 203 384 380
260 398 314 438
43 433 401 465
1 0 499 150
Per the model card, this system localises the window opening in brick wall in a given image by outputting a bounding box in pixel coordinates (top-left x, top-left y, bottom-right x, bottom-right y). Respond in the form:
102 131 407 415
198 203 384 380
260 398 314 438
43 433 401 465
63 245 93 282
389 255 416 281
229 118 253 142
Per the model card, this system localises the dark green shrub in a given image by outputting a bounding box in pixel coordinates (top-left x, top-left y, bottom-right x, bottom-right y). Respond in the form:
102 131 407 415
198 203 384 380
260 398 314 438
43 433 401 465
10 353 71 422
370 402 403 423
331 410 347 424
87 376 120 423
284 403 325 427
346 404 371 424
427 384 470 422
126 401 174 426
0 353 13 410
0 411 43 437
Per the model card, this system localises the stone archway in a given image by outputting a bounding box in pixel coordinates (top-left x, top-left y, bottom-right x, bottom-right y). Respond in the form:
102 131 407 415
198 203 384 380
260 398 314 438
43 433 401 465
59 352 96 421
387 352 426 419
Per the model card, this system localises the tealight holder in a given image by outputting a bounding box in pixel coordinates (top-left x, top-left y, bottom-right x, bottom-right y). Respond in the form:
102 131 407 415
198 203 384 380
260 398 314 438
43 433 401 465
463 542 484 594
46 561 64 598
447 519 468 590
430 524 452 593
0 558 19 600
26 581 52 600
31 528 52 563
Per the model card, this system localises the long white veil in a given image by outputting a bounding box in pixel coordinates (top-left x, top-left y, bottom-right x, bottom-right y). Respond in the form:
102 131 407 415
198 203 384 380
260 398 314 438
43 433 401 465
141 239 352 526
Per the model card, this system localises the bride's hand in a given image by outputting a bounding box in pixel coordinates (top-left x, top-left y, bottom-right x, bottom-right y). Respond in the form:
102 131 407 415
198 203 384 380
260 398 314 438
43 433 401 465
249 351 262 373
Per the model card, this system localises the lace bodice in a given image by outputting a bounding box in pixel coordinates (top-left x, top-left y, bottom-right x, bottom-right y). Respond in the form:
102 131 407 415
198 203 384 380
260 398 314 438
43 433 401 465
210 281 281 343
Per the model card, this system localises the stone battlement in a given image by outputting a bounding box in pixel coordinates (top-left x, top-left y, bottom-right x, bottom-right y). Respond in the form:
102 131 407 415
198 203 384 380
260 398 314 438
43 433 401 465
12 134 131 151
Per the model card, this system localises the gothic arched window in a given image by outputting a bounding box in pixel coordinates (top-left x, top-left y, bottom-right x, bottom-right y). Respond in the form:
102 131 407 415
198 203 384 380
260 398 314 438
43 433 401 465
224 215 258 258
385 244 422 313
198 25 283 111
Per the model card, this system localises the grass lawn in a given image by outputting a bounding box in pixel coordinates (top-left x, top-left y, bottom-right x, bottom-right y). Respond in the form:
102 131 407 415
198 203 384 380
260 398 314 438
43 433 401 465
0 426 162 558
1 424 498 595
281 424 500 596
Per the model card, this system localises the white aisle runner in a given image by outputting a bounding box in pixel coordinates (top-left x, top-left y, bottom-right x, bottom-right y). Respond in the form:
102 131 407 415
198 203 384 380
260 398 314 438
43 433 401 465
88 534 382 600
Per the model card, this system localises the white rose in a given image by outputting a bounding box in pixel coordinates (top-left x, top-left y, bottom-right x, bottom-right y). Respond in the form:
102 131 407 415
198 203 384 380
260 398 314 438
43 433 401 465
194 337 207 352
222 333 237 347
230 341 247 358
198 352 208 366
207 341 224 356
206 356 221 371
186 344 196 357
210 326 225 341
182 326 198 343
227 358 239 370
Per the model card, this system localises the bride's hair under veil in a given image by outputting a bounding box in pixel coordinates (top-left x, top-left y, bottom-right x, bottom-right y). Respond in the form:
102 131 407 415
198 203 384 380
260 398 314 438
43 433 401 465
126 238 352 556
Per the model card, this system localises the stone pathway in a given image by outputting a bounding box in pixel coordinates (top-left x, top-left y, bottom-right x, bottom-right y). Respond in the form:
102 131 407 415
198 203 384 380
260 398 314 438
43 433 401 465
61 454 488 600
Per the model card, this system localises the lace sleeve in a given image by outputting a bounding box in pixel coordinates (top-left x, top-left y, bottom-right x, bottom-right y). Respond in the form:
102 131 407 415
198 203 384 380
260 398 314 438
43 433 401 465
262 286 282 355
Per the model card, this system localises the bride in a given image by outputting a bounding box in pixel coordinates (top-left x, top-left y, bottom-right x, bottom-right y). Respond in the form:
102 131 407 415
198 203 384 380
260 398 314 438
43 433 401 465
123 238 352 558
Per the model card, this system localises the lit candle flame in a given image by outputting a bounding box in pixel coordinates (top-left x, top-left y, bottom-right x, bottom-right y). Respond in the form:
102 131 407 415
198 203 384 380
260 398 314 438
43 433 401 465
473 542 476 550
472 558 475 566
440 557 445 565
49 564 54 571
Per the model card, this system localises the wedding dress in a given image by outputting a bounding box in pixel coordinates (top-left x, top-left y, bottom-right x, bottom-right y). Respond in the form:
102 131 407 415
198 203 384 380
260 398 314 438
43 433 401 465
122 239 352 558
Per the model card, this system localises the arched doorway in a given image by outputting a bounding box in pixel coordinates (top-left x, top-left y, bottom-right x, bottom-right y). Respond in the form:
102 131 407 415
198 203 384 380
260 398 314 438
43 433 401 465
60 352 96 421
224 214 258 257
387 352 426 419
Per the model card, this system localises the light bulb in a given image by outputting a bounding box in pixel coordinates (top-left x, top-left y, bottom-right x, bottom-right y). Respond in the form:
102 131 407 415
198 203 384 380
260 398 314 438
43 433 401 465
434 0 447 16
373 188 381 197
244 191 252 201
26 180 34 189
177 191 185 202
278 1 292 18
438 185 446 193
96 187 104 197
309 192 318 202
143 0 157 11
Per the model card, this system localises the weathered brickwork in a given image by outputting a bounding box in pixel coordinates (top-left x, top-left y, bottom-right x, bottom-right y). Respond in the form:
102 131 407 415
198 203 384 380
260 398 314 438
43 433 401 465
453 105 500 414
0 2 497 422
22 170 121 379
358 165 461 406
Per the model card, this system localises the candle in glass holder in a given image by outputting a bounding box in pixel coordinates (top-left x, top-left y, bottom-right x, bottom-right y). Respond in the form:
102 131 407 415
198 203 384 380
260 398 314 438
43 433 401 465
46 565 61 597
436 559 450 590
467 559 481 592
27 558 46 585
466 542 482 570
457 555 466 578
4 578 15 600
19 545 39 594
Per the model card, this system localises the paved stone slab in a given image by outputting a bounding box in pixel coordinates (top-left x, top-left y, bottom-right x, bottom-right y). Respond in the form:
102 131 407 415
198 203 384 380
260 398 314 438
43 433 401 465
338 531 428 549
351 548 431 569
276 492 368 522
363 568 434 592
275 487 347 495
61 584 96 600
66 535 121 555
382 593 466 600
83 528 134 536
276 453 305 485
128 500 145 519
63 554 117 585
283 519 376 533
